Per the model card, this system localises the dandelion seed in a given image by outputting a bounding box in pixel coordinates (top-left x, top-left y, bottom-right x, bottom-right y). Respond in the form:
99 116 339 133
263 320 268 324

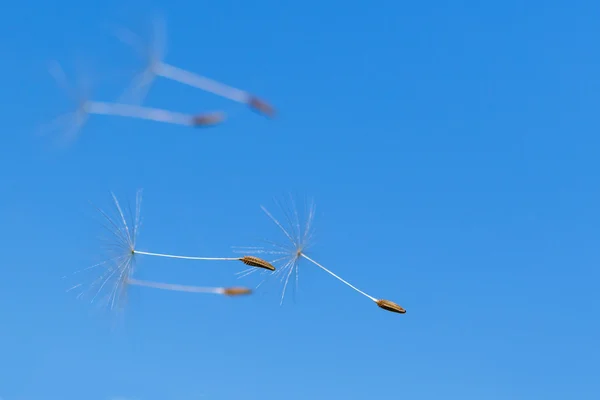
132 250 275 271
239 196 406 314
115 17 276 118
43 61 225 145
128 278 252 297
67 190 272 312
87 101 221 127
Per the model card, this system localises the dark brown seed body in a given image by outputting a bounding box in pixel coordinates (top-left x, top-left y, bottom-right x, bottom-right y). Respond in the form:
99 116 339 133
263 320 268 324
247 96 276 118
239 256 276 271
376 299 406 314
223 287 253 296
191 112 225 127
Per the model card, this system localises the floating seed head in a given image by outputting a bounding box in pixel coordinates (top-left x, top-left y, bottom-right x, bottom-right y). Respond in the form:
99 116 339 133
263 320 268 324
376 299 406 314
64 190 143 314
239 256 276 271
248 96 276 118
191 111 226 127
40 60 96 146
233 196 316 305
222 287 253 296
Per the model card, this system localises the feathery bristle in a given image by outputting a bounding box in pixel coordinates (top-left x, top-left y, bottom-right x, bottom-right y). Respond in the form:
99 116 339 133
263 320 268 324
239 256 276 271
376 299 406 314
222 287 253 296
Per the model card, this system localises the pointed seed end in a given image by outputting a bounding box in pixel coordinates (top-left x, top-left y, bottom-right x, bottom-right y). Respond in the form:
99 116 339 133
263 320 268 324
192 111 226 127
240 256 276 271
376 299 406 314
223 287 253 296
248 96 276 118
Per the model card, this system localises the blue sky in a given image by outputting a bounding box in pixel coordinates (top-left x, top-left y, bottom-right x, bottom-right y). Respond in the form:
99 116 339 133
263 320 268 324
1 0 600 399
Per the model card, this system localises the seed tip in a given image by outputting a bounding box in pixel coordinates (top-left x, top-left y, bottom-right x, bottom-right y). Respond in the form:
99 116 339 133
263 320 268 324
376 299 406 314
239 256 276 271
192 111 226 127
247 96 276 118
223 287 253 296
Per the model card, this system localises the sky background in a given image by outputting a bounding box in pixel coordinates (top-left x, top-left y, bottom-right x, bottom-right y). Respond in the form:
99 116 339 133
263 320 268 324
1 0 600 399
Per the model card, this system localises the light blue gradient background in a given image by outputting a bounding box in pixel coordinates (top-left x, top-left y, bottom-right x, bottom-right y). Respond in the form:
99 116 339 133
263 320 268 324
1 1 599 399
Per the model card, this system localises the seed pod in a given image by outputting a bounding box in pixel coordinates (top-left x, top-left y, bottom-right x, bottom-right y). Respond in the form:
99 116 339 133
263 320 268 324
191 111 225 127
376 299 406 314
239 256 276 271
223 287 253 296
247 96 276 118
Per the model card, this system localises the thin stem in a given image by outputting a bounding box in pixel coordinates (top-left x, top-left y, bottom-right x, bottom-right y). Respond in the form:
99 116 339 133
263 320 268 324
133 250 240 262
157 63 249 103
87 101 195 126
128 278 224 294
300 253 377 302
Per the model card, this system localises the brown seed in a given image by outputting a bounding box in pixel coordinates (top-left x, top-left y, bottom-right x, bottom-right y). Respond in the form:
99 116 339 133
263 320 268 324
247 96 276 118
223 287 253 296
191 111 225 127
376 299 406 314
239 256 276 271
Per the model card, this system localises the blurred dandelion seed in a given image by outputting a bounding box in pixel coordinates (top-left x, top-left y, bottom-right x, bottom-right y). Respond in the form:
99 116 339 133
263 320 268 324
128 278 252 297
42 61 225 145
115 17 276 118
66 190 272 311
237 196 406 314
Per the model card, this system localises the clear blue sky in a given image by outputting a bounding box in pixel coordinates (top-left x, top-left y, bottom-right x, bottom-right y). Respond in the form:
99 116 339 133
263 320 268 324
1 0 599 399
